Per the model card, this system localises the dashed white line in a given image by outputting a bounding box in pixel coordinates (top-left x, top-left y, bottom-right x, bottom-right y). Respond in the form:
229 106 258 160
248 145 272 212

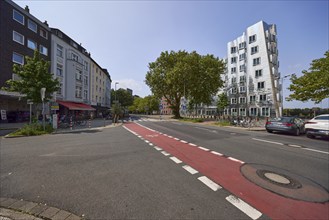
168 136 173 138
174 138 180 141
154 147 162 151
182 165 199 175
198 176 222 191
302 148 329 155
161 151 170 156
188 143 197 146
226 195 262 220
288 144 302 148
228 157 244 164
170 157 182 164
252 138 283 145
144 140 150 143
180 140 188 144
211 151 223 156
198 146 210 151
149 143 153 146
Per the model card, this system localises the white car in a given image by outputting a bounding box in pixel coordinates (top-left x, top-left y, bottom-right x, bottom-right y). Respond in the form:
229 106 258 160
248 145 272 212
304 114 329 138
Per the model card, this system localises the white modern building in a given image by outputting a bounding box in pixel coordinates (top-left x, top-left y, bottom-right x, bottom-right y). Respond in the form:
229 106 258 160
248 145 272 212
225 21 281 118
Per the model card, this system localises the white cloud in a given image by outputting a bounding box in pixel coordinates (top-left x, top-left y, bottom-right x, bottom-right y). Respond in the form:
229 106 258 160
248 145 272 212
112 78 151 97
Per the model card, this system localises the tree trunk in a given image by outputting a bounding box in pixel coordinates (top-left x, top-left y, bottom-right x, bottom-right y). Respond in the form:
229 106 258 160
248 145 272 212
172 104 181 119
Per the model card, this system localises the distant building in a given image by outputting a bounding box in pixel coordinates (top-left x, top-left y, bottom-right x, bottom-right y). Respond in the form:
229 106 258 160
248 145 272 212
160 97 172 115
225 21 281 118
0 0 51 112
126 88 133 96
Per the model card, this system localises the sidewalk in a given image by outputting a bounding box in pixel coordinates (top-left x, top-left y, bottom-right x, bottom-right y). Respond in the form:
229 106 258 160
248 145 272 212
0 198 82 220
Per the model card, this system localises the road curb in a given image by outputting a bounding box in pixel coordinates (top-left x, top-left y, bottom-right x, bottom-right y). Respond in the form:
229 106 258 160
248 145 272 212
0 198 83 220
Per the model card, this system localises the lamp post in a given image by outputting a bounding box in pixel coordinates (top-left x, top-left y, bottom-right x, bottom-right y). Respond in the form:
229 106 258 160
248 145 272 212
40 88 46 131
281 74 292 116
115 82 119 102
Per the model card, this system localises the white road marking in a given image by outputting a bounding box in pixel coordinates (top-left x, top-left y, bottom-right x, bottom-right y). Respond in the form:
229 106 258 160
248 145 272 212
288 144 302 148
149 143 153 146
228 157 245 164
198 176 222 191
174 138 180 141
188 143 197 146
226 195 262 220
182 165 199 175
163 134 168 136
144 140 150 143
198 146 210 151
302 148 329 155
168 136 173 138
180 140 188 144
211 151 223 156
252 138 283 145
154 147 162 151
170 157 182 164
161 151 170 156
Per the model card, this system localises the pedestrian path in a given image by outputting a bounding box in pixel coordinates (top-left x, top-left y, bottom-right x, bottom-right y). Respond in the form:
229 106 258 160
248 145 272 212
0 198 82 220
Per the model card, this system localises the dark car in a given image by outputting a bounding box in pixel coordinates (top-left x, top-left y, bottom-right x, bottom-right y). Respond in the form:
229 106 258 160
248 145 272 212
265 116 305 136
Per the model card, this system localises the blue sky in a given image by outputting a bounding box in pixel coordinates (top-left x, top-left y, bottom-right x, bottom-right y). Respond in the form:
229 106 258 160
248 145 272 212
14 0 328 108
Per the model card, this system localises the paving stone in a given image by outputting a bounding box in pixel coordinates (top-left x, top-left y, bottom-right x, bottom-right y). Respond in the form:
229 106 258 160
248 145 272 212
51 210 72 220
29 204 48 216
0 199 17 208
65 213 82 220
8 200 28 210
0 198 8 204
0 207 35 220
20 202 38 213
39 207 60 219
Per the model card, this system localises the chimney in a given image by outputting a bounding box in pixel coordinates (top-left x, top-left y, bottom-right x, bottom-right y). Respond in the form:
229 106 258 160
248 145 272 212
24 6 29 13
44 21 49 26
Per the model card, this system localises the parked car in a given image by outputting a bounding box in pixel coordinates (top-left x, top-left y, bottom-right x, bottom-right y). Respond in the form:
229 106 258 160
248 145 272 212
304 114 329 139
265 116 305 136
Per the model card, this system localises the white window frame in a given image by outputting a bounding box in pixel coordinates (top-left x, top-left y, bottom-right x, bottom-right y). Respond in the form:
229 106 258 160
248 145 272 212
231 47 237 54
12 52 24 65
28 19 37 33
56 44 63 57
13 10 24 25
239 108 246 116
249 35 256 44
231 57 237 64
253 57 261 66
231 108 237 116
231 87 237 94
239 97 246 104
231 67 236 73
261 107 270 117
259 94 267 101
239 64 245 72
39 45 48 56
75 86 82 98
40 28 48 39
27 39 37 50
239 53 246 61
251 46 258 55
239 86 246 93
84 61 88 71
83 90 88 100
250 95 256 103
231 98 237 104
255 69 262 78
56 64 63 76
13 31 24 45
257 81 265 90
76 69 82 81
72 53 78 62
250 107 258 116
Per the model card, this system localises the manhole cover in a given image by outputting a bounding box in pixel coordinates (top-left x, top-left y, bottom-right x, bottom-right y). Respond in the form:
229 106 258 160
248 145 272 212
241 164 329 203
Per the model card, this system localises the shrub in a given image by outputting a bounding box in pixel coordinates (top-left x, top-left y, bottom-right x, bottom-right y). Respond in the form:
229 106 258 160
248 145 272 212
213 121 231 126
10 123 54 136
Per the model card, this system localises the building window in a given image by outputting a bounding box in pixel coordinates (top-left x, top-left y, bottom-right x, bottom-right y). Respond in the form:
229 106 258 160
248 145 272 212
13 10 24 24
250 95 256 103
240 75 246 82
28 20 37 33
76 69 82 81
57 44 63 57
239 86 246 93
40 28 48 39
239 53 246 61
39 45 48 56
231 57 237 64
231 67 236 73
249 34 256 44
56 64 63 76
239 64 245 72
259 94 267 101
253 57 261 66
231 108 237 116
250 107 257 116
239 42 246 50
231 46 237 54
27 39 37 50
12 52 24 65
239 108 246 116
13 31 24 45
261 107 270 117
75 86 82 98
231 77 237 84
84 90 88 99
251 46 258 55
239 97 246 103
255 69 262 78
84 61 88 71
72 53 78 62
231 87 237 94
231 98 237 104
57 83 63 95
96 85 98 92
84 76 88 85
257 81 265 90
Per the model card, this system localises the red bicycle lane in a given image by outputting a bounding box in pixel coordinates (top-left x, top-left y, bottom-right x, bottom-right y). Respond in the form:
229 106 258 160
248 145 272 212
124 122 329 220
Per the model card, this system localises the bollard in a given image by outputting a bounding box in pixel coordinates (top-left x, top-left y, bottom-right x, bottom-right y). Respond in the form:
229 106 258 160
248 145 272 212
88 118 91 128
70 116 73 130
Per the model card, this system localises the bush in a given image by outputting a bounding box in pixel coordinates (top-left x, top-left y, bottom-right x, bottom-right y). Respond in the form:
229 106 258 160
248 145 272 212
180 118 204 123
213 121 231 126
10 123 54 136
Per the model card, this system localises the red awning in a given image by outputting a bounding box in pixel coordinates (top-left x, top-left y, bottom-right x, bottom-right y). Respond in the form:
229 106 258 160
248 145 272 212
57 101 95 111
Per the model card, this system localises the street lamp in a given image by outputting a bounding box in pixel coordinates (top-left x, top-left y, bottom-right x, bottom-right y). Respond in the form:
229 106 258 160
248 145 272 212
114 82 119 102
281 74 292 116
40 87 46 131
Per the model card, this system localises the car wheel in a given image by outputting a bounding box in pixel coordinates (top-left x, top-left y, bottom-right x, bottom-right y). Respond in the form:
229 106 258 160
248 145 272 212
306 132 315 139
266 130 273 133
295 128 300 136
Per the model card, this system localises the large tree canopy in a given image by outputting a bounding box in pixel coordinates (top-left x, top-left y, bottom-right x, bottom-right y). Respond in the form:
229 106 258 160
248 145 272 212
145 50 225 118
2 50 59 103
287 51 329 104
111 88 134 107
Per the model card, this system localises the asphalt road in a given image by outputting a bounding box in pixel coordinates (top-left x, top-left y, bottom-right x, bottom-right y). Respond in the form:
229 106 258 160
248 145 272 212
1 119 328 219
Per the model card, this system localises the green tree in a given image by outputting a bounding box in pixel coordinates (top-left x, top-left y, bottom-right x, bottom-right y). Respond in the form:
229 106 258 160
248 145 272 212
217 93 229 115
287 51 329 104
111 88 134 108
111 102 123 123
2 50 59 103
145 50 225 118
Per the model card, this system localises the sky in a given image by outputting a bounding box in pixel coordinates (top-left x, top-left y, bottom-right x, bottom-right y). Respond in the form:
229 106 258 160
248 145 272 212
14 0 329 109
